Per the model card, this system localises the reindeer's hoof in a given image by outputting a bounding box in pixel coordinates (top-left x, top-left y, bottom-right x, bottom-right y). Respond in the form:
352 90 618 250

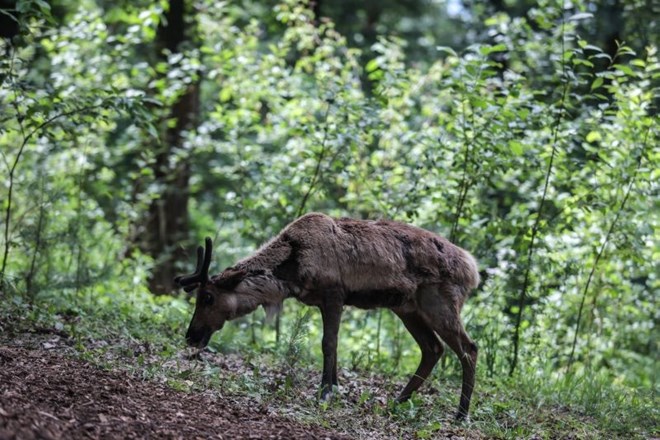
395 393 411 404
319 386 335 402
454 411 470 423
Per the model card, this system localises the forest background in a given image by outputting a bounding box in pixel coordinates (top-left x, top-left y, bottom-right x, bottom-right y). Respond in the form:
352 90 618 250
0 0 657 438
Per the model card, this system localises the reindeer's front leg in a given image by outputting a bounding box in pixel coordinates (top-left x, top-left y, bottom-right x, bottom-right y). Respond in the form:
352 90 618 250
319 299 342 400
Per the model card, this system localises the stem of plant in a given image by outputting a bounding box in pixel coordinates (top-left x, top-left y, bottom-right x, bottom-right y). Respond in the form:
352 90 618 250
568 128 649 367
510 1 568 376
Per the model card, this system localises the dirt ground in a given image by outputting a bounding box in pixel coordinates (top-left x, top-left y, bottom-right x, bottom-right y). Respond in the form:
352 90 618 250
0 345 347 440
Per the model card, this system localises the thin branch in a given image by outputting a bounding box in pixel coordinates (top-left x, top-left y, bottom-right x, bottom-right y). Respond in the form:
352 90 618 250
450 60 483 243
296 102 332 218
276 101 332 345
450 99 472 242
0 145 10 172
23 103 107 148
1 101 108 285
26 174 46 298
568 128 649 367
74 142 87 295
509 2 568 376
1 46 24 285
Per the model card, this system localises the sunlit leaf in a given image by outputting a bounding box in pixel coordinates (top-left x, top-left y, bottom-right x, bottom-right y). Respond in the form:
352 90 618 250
569 12 594 21
591 77 604 90
586 131 602 143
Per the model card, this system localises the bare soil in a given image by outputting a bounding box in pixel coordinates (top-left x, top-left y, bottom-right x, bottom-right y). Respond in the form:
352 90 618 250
0 345 347 440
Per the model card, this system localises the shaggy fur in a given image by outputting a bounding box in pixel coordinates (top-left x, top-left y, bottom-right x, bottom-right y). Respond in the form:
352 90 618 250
227 213 479 306
182 213 480 420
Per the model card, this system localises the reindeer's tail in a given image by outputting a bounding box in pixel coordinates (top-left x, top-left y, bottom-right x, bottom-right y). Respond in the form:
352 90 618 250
456 248 480 291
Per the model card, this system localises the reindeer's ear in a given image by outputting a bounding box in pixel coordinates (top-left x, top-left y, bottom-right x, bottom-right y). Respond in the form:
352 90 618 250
212 268 247 290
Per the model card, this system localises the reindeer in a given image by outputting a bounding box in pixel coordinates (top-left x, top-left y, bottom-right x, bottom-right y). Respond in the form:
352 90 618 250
175 212 480 420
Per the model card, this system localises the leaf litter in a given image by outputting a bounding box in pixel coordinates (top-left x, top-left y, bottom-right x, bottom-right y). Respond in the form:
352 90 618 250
0 344 348 439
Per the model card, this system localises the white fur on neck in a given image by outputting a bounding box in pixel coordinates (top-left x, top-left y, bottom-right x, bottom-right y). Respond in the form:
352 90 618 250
225 294 239 314
262 302 282 321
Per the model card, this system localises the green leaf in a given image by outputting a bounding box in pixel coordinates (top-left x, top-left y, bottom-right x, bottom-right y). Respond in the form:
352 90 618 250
219 88 232 102
365 58 380 73
584 44 603 52
436 46 457 57
510 141 524 156
614 64 635 76
586 131 602 143
35 0 51 12
480 43 507 56
590 53 612 61
569 12 594 21
573 58 594 68
591 77 604 90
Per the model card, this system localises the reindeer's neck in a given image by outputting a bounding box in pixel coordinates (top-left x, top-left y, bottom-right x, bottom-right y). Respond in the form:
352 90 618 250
233 234 293 273
232 272 293 315
226 234 298 319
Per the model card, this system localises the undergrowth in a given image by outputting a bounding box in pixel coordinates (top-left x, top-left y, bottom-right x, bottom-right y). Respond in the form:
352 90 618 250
1 286 656 439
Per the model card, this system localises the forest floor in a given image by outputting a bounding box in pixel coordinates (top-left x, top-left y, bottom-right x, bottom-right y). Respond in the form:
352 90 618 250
0 314 654 439
0 343 350 440
0 331 477 440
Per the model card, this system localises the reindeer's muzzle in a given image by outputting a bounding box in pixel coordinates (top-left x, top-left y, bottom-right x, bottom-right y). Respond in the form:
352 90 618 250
186 327 212 348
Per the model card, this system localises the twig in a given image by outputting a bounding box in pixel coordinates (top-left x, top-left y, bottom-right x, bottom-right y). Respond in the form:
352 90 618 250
509 1 568 376
1 101 108 285
450 66 482 242
568 128 649 367
25 174 46 297
276 100 332 344
296 102 332 218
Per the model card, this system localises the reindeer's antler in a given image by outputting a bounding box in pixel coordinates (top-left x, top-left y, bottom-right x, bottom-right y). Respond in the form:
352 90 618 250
174 237 213 292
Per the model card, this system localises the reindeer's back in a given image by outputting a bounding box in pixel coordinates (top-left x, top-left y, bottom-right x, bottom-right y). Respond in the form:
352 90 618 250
281 213 479 295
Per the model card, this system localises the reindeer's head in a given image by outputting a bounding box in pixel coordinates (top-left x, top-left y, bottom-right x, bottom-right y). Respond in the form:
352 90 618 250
174 238 246 348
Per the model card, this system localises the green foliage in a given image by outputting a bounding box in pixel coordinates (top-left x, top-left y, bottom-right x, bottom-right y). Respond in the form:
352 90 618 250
1 0 658 438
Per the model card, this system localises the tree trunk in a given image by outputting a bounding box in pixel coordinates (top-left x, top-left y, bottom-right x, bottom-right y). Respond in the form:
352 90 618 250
145 0 199 294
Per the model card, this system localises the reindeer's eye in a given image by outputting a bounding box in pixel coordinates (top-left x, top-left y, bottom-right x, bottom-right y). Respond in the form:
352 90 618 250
201 292 214 306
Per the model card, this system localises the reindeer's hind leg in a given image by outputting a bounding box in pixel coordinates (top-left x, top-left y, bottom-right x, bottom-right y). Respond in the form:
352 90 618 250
394 310 444 403
319 299 343 400
418 284 478 421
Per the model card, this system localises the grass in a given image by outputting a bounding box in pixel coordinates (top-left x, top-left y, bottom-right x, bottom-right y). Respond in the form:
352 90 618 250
1 287 657 439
